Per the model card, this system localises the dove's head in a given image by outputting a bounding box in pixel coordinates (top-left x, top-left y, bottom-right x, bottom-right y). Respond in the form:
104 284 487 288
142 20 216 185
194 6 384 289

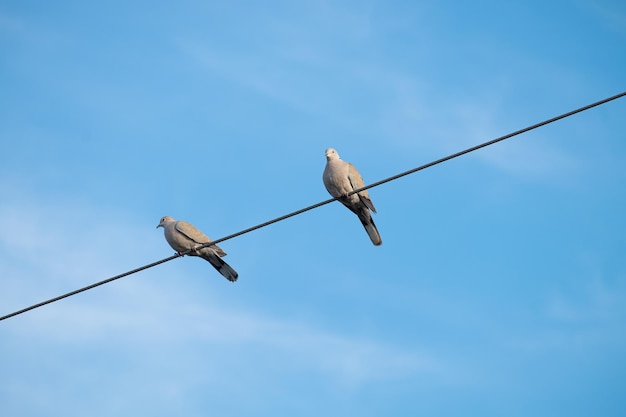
325 148 340 161
157 216 175 229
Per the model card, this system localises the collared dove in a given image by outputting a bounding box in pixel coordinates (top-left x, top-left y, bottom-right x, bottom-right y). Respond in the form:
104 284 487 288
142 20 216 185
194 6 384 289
157 216 238 282
322 147 382 246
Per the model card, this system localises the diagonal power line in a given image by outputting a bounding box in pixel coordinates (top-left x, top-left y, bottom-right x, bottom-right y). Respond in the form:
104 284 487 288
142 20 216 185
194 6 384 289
1 91 624 322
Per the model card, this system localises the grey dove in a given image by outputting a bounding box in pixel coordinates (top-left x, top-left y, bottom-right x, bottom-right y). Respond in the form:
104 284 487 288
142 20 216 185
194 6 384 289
323 148 382 246
157 216 238 282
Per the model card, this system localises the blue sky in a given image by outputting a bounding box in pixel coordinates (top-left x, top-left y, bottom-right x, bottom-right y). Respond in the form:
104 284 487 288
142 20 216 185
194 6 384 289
1 0 625 415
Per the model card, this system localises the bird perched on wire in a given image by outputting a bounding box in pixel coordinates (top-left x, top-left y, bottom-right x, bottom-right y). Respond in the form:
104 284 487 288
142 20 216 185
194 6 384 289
157 216 238 282
322 147 382 246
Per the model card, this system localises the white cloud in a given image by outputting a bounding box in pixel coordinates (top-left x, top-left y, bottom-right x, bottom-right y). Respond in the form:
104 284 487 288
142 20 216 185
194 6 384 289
14 296 435 387
546 276 626 324
178 28 582 186
0 184 438 393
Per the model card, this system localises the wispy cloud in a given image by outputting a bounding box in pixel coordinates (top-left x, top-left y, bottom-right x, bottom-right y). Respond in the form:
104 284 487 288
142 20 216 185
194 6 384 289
177 18 582 185
546 277 626 325
506 272 626 353
13 296 436 387
1 183 438 391
0 190 154 286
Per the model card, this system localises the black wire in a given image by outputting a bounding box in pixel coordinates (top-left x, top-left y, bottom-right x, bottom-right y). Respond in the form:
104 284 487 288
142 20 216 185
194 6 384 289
194 90 626 250
1 91 624 322
0 254 182 321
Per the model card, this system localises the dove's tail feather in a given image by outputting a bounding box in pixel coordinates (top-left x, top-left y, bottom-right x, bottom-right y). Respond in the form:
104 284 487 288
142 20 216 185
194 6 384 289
357 211 382 246
201 253 239 282
364 221 382 246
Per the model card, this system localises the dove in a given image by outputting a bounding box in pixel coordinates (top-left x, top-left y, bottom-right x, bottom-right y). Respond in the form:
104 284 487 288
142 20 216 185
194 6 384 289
157 216 238 282
322 147 382 246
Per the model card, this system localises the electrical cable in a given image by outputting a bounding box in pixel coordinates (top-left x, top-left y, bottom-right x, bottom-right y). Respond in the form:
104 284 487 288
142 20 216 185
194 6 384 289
1 91 624 322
